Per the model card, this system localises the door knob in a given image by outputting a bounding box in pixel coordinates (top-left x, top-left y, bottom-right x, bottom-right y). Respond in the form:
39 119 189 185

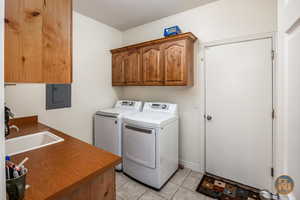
206 115 212 121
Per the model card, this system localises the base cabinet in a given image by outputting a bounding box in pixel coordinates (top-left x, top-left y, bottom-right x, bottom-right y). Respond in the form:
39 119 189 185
111 33 197 86
56 168 116 200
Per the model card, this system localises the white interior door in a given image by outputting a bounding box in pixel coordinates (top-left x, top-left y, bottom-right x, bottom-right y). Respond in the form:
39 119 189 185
205 38 273 190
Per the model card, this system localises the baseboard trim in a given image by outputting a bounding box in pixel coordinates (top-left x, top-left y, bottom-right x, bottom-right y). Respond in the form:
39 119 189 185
179 160 203 173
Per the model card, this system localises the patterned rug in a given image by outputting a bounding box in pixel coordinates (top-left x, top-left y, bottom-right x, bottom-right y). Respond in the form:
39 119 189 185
196 174 261 200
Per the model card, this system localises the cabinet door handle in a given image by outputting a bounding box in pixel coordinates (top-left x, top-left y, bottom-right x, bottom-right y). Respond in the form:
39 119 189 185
43 0 47 8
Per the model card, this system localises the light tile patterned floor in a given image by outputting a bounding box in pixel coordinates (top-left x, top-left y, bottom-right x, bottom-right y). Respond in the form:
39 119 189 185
116 168 214 200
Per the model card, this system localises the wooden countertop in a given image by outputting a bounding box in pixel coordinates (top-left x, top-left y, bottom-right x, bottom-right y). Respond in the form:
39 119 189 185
7 116 121 200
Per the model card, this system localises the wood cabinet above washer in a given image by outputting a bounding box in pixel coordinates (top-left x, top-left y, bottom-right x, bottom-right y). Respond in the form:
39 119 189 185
111 32 197 86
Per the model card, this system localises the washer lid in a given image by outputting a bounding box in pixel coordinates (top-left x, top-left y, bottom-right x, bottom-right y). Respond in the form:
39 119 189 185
123 112 178 128
96 108 141 118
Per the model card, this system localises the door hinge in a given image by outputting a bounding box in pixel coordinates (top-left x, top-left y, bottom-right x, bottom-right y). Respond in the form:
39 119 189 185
271 167 274 177
272 109 275 119
271 50 275 60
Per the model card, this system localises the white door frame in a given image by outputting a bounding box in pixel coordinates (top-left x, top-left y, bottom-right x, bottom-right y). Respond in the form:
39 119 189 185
0 0 6 198
199 32 277 192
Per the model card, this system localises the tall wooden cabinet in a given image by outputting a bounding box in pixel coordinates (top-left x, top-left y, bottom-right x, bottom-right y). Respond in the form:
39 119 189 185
5 0 72 83
111 32 197 86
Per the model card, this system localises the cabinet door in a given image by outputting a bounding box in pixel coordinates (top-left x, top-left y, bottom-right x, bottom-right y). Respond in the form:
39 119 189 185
5 0 44 82
56 168 116 200
163 40 186 85
124 49 142 85
142 44 164 85
5 0 72 83
43 0 72 83
112 52 125 85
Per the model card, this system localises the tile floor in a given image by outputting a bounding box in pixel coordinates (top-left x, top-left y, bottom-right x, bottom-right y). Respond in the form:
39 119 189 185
116 168 214 200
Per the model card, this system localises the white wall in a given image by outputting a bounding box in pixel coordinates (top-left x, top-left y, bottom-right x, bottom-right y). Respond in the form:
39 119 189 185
4 0 277 173
121 0 277 171
278 0 300 198
276 0 287 180
0 0 5 198
5 12 123 144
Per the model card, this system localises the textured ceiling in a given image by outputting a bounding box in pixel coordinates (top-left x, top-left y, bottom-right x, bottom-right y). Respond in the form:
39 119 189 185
73 0 217 30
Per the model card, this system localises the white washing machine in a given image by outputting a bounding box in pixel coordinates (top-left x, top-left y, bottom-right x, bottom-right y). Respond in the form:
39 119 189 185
122 102 179 189
94 100 142 171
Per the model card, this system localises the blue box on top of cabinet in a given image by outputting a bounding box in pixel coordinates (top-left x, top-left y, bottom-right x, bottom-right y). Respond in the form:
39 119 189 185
164 26 182 37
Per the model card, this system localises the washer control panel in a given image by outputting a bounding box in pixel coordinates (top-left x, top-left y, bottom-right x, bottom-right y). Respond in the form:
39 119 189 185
115 100 143 111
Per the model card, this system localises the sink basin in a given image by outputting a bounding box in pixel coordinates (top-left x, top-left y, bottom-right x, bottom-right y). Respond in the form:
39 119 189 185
5 131 64 156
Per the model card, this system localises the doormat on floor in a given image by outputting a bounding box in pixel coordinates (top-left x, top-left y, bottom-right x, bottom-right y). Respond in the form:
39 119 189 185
196 174 261 200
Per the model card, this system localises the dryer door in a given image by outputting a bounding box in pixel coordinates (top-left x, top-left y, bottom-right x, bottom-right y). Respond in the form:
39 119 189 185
123 124 156 169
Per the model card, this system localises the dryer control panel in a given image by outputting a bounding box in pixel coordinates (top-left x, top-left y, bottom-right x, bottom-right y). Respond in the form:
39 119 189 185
143 102 178 114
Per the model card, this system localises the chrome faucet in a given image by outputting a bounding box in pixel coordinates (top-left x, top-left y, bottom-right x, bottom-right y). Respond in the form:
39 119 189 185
259 190 280 200
9 125 20 132
5 106 19 137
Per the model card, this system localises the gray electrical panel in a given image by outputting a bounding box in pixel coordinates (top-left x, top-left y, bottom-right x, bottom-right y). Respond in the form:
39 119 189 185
46 84 71 110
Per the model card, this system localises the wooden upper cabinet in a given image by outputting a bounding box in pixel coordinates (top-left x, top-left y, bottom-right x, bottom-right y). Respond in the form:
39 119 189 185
42 0 72 83
142 44 164 85
163 40 186 85
124 49 142 85
5 0 44 83
110 32 197 86
4 0 72 83
112 52 125 85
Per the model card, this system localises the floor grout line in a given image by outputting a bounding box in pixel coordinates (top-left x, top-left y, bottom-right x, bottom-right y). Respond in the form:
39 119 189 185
148 190 169 200
117 168 210 200
136 189 148 200
169 186 180 200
